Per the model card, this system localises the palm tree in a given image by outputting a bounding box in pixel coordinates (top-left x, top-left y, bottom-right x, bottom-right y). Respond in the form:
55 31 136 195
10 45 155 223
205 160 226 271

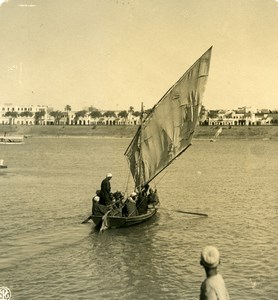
19 111 33 117
74 110 87 125
64 105 71 125
88 105 98 112
89 110 102 118
49 110 63 125
4 111 18 125
34 110 46 125
103 111 116 118
128 106 134 114
4 111 18 118
64 105 71 112
118 110 128 118
132 111 141 117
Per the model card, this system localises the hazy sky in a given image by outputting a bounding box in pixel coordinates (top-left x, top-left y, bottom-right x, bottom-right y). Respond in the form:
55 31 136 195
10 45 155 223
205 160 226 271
0 0 277 111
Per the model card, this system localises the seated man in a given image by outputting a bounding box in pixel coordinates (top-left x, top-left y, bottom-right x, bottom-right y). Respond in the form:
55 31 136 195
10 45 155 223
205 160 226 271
136 191 150 215
108 191 124 216
124 192 139 217
92 189 110 216
92 201 110 216
93 190 125 217
92 190 101 215
147 188 160 206
112 191 124 207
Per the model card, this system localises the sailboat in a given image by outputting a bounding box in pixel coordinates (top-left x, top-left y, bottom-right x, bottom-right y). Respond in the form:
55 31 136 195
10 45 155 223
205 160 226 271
0 134 25 144
89 47 212 229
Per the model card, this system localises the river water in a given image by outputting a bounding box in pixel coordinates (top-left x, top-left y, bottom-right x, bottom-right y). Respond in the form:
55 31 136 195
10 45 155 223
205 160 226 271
0 137 277 300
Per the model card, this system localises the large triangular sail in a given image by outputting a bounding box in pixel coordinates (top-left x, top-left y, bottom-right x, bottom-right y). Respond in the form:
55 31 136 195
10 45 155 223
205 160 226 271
125 47 212 189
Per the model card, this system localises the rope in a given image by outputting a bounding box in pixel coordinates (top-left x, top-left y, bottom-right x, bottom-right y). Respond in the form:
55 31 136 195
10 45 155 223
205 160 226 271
123 169 131 197
153 170 168 189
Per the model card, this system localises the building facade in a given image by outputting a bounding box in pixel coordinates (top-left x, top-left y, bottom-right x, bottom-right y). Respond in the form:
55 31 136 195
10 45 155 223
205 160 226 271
0 104 140 126
0 103 276 126
0 104 50 125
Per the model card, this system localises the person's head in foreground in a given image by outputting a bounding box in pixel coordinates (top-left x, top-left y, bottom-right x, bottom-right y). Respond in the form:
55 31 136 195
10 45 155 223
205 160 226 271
200 245 220 271
199 246 230 300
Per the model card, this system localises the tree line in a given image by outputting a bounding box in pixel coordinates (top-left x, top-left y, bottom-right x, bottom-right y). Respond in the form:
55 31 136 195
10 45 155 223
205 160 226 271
3 105 146 125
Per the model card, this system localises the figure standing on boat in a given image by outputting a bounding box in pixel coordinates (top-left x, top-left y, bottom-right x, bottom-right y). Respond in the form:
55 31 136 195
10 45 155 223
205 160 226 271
99 173 113 206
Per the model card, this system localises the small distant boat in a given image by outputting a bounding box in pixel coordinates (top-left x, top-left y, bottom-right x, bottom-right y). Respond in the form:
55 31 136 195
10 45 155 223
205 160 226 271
0 159 7 169
0 135 25 144
210 127 222 142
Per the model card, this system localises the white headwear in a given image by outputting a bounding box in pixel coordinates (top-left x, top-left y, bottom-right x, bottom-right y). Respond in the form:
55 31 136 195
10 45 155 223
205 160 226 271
201 246 220 268
106 173 113 178
93 196 100 202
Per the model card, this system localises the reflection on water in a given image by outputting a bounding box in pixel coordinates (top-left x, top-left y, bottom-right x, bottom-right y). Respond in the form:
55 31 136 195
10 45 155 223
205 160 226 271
0 137 277 299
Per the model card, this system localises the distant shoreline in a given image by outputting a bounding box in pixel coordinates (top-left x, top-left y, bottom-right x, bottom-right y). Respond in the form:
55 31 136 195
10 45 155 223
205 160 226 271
0 124 277 140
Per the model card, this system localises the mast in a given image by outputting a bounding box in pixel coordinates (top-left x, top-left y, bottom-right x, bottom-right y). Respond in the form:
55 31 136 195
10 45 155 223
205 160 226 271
137 102 144 192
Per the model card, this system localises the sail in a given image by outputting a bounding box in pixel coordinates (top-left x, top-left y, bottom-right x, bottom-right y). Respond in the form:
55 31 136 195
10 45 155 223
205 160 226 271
125 47 212 189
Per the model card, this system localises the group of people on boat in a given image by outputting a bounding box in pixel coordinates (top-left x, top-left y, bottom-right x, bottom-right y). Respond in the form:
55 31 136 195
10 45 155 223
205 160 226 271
92 173 159 218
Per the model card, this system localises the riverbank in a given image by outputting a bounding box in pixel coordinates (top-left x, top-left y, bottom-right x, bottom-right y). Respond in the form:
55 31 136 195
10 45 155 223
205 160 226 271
0 124 278 139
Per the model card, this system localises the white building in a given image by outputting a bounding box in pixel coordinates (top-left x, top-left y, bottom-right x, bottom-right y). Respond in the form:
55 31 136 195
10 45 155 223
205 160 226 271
208 109 257 126
0 103 50 125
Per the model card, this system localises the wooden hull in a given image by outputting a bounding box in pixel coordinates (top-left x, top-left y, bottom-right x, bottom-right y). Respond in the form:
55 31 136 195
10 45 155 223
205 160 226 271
91 207 157 229
0 142 23 145
0 136 24 144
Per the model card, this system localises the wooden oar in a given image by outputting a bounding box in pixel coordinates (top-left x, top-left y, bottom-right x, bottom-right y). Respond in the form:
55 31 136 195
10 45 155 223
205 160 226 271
175 210 208 217
81 215 92 224
100 209 113 232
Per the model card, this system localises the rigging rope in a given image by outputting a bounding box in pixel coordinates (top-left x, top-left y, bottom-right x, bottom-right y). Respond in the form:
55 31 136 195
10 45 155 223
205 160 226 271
123 168 131 197
153 170 168 189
